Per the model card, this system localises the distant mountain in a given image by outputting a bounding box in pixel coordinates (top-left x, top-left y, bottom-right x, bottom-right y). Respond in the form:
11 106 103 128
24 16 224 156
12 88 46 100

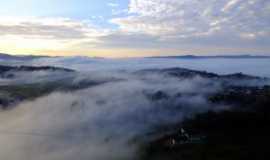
148 55 270 59
136 67 219 79
0 65 118 109
136 67 264 80
0 65 74 74
0 53 49 61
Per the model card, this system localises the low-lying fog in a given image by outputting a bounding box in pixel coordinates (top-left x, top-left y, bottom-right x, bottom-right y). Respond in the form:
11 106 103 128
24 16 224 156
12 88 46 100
2 57 270 77
33 57 270 78
0 57 269 160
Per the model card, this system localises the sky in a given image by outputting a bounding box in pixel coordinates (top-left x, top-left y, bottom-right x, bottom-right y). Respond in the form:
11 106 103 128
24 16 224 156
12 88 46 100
0 0 269 57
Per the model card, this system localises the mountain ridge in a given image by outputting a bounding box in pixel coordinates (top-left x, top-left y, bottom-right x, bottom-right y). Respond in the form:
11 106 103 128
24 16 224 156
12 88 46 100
147 54 270 59
1 53 270 59
0 53 50 60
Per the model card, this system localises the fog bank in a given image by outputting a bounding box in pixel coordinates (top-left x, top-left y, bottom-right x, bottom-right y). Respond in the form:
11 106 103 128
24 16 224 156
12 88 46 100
0 71 228 160
0 56 269 160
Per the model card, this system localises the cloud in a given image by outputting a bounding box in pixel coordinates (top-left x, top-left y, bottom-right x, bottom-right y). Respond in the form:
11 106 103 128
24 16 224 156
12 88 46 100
105 0 270 51
107 2 119 7
0 17 110 55
0 17 106 40
0 58 269 159
113 0 270 38
0 68 226 160
222 0 242 12
0 1 269 56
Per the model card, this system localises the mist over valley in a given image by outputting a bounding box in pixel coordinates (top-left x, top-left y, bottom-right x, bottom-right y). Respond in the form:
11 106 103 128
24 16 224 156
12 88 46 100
0 54 270 160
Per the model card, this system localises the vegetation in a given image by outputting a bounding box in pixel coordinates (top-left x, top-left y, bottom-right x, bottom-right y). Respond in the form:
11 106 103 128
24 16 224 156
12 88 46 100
141 85 270 160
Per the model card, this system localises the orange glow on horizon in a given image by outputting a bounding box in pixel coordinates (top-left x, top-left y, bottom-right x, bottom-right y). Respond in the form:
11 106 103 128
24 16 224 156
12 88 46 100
1 45 269 58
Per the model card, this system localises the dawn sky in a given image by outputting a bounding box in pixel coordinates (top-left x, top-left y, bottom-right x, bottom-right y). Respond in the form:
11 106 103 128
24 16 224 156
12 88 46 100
0 0 269 57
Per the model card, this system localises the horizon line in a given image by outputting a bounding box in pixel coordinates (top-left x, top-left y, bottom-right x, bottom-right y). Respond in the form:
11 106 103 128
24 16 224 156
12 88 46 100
1 52 270 59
